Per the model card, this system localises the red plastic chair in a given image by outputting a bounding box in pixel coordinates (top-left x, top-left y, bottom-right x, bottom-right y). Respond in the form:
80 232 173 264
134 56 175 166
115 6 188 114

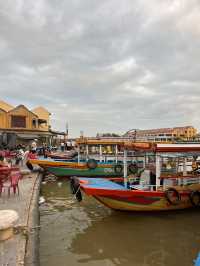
8 171 21 195
0 167 21 196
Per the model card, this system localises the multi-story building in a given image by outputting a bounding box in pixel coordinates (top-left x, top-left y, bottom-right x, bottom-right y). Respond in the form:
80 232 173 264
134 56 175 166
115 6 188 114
0 100 66 148
173 126 197 140
125 126 197 142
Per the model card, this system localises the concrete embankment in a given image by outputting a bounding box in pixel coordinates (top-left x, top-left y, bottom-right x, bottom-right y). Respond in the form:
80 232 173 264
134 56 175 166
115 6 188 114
0 171 41 266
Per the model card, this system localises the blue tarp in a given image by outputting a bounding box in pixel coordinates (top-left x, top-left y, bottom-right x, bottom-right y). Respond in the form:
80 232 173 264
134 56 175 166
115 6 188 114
194 252 200 266
79 178 127 190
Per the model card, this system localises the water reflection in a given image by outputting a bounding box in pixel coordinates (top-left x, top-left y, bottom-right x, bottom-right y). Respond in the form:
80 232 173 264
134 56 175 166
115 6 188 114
40 181 200 266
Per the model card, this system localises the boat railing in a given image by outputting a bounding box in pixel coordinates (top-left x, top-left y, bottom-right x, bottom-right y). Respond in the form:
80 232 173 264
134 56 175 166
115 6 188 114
130 184 157 191
129 175 200 192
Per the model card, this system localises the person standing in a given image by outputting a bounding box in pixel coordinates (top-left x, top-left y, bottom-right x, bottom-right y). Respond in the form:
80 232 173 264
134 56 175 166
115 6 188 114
31 139 37 152
16 148 25 166
60 142 65 152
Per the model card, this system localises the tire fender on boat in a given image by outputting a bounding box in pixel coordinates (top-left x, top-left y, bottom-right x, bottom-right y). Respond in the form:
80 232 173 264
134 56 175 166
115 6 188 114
114 164 123 174
128 163 138 174
189 191 200 207
165 188 181 205
87 159 97 169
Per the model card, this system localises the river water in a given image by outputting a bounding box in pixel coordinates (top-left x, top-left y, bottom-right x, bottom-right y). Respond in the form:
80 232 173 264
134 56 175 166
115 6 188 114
40 180 200 266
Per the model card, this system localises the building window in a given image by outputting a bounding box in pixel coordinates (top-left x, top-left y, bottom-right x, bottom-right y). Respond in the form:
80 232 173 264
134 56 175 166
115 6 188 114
11 115 26 128
32 119 37 128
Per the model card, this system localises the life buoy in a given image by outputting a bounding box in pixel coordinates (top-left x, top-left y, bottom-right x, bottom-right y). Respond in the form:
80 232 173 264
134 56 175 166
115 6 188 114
26 161 33 171
128 163 138 174
114 164 123 174
70 177 82 201
165 188 181 205
87 159 97 169
189 191 200 207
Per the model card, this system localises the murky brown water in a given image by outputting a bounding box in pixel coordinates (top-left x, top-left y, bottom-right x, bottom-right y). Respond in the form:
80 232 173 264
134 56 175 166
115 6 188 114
40 180 200 266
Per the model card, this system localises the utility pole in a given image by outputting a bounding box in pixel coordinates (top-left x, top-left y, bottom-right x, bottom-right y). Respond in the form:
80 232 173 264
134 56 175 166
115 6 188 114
66 122 69 137
64 122 68 144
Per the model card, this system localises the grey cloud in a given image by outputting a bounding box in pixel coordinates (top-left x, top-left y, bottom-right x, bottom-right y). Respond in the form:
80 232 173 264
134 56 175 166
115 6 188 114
0 0 200 136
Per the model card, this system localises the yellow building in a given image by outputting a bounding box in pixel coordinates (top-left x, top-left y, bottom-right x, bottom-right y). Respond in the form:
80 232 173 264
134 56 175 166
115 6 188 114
126 126 197 142
172 126 197 140
0 100 65 148
32 106 51 131
0 101 50 131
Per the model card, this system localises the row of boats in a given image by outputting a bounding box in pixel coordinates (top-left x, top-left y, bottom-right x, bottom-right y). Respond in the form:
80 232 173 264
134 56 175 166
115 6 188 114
27 140 200 212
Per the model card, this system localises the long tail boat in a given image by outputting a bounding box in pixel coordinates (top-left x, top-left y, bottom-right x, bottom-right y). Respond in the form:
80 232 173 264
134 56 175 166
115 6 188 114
76 143 200 211
27 139 147 178
27 157 144 178
48 150 78 160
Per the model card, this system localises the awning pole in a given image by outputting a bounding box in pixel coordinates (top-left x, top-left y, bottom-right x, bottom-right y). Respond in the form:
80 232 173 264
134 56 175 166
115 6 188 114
183 157 187 176
115 144 118 163
78 145 80 164
99 144 102 163
156 153 161 191
123 149 128 188
86 144 89 161
144 154 146 168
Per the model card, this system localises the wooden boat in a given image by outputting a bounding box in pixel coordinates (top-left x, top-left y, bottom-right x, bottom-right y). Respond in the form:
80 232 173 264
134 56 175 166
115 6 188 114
76 143 200 212
49 150 78 160
27 140 149 178
28 157 144 178
78 177 200 211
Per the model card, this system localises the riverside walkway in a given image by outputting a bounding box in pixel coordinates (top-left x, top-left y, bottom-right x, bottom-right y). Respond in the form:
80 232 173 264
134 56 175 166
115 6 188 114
0 171 41 266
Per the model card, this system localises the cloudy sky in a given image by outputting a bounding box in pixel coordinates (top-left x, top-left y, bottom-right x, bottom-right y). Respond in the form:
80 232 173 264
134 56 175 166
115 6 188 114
0 0 200 136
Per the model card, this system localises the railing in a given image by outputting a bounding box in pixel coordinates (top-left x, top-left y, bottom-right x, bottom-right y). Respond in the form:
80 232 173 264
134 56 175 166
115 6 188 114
128 176 200 192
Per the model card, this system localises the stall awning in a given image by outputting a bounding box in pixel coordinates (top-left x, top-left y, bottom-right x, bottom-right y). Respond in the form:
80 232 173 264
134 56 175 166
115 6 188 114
17 134 40 140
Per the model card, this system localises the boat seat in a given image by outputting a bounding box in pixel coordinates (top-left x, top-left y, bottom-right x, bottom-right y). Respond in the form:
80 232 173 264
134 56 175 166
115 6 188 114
140 170 150 185
130 184 150 191
163 178 176 187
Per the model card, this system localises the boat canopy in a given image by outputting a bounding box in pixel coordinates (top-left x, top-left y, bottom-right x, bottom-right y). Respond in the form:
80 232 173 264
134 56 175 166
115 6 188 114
76 138 200 156
76 137 125 146
155 144 200 153
122 143 200 154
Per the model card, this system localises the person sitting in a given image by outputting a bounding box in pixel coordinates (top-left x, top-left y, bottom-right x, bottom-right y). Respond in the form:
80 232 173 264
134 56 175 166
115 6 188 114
27 150 38 160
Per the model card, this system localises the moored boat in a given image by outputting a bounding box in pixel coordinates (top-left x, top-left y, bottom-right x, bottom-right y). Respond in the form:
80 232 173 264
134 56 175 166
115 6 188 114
28 157 144 178
27 140 150 178
76 143 200 212
78 177 200 211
